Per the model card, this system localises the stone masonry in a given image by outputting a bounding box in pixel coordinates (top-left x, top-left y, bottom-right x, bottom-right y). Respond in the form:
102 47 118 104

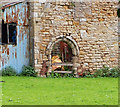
28 0 119 76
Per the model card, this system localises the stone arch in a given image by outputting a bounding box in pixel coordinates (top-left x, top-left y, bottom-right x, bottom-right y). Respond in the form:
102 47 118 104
46 35 80 73
47 35 79 56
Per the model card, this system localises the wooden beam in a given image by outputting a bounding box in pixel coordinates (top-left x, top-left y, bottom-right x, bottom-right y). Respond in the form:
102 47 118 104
52 63 73 66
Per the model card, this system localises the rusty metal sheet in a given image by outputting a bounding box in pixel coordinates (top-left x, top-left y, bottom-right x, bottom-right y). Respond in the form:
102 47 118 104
2 0 25 9
17 25 29 73
0 25 29 73
3 2 29 26
0 1 29 73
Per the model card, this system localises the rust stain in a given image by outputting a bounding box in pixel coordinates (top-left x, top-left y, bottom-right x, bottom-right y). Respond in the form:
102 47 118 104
3 3 29 26
7 48 9 55
15 51 17 58
2 45 7 53
22 34 24 40
12 10 14 16
2 59 4 67
23 5 26 25
27 5 29 18
6 14 8 23
2 49 4 53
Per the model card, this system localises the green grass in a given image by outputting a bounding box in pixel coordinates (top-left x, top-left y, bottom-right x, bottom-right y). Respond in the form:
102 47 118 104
1 77 118 105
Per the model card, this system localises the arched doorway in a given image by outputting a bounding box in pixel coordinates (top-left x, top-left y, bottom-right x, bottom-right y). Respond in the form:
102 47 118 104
47 36 80 74
51 41 73 72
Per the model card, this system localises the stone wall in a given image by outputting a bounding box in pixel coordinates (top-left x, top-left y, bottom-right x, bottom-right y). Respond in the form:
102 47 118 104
31 0 119 76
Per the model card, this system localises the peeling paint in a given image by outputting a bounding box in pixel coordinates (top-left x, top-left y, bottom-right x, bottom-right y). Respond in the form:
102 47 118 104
0 2 29 73
3 2 29 26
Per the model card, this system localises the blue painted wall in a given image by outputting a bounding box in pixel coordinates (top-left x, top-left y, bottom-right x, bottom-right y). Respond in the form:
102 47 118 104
0 2 29 73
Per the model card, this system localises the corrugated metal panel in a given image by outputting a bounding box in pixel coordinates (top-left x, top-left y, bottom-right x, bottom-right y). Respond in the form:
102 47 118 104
17 26 29 73
1 26 29 73
3 2 29 26
1 2 29 73
1 45 18 71
2 0 25 9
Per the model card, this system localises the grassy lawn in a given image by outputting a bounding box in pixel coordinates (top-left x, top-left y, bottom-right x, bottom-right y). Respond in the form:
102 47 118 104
1 77 118 105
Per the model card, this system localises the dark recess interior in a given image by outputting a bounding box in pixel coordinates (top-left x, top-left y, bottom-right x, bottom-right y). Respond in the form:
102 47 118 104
2 19 17 45
2 19 8 44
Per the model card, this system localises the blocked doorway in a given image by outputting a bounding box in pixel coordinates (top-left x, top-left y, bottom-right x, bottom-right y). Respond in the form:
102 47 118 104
51 41 73 73
47 36 80 75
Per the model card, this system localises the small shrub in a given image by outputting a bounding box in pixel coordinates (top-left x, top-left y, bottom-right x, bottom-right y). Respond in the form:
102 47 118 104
85 74 94 78
48 71 55 78
95 66 110 77
96 66 120 78
55 73 61 78
48 71 75 78
48 71 62 78
85 72 94 78
109 67 120 77
2 66 17 76
20 65 37 77
86 66 120 78
64 66 69 71
68 73 75 78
